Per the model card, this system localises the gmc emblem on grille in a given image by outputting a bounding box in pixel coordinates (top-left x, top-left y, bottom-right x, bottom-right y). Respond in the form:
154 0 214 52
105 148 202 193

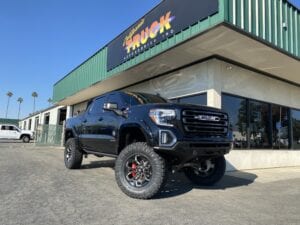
194 115 221 122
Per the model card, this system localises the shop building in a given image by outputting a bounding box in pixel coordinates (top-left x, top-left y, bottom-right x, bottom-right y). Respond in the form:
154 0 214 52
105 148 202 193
19 106 67 146
52 0 300 170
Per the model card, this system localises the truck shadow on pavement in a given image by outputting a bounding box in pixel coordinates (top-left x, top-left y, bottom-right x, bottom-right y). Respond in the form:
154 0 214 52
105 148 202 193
80 159 257 199
155 171 257 199
81 159 116 169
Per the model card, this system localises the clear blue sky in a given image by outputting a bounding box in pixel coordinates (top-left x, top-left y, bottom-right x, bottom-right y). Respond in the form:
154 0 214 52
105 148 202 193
0 0 299 119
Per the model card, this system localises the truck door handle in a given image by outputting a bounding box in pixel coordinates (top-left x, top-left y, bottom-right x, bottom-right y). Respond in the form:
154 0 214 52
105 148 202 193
98 117 103 121
83 119 87 123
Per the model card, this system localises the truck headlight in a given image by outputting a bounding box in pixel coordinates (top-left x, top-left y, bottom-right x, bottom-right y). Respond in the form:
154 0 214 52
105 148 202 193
149 109 176 127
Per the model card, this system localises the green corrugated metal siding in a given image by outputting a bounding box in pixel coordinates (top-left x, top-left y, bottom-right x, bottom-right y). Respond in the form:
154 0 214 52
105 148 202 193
225 0 300 58
53 48 107 102
53 0 299 103
53 1 225 102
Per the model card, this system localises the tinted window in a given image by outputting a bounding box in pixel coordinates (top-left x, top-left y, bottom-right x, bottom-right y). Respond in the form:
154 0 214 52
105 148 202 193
249 100 271 149
272 105 289 149
292 109 300 149
125 92 168 104
222 94 247 149
9 126 18 131
89 97 105 115
177 93 207 105
107 93 125 109
122 93 141 107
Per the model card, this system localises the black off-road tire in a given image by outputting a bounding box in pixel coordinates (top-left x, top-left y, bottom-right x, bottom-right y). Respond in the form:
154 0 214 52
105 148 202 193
22 135 30 143
184 156 226 186
115 142 167 199
64 138 83 169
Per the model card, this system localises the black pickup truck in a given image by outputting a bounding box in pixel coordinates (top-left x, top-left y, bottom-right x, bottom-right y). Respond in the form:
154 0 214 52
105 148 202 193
64 91 231 199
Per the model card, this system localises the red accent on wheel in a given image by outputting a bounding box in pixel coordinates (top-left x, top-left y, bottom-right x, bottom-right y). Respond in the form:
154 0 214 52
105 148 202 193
131 163 137 177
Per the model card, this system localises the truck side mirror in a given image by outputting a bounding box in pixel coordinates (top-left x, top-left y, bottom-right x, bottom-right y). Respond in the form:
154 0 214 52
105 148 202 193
103 103 118 111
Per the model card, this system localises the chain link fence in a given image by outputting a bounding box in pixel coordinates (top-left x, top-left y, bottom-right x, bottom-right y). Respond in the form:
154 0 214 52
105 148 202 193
35 124 64 146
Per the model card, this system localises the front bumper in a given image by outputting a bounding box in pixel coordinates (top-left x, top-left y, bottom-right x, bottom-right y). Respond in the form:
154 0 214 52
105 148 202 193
154 140 231 156
153 129 231 158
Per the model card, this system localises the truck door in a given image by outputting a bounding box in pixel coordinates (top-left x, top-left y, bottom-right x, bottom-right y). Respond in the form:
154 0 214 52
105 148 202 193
8 126 20 139
79 97 106 152
100 93 125 155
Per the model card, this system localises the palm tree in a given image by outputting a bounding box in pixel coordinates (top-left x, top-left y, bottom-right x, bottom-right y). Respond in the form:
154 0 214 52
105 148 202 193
17 97 24 119
32 92 38 113
5 91 13 118
47 98 52 106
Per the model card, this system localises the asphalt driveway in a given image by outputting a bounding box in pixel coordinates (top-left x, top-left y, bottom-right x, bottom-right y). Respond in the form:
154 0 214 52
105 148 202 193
0 141 299 225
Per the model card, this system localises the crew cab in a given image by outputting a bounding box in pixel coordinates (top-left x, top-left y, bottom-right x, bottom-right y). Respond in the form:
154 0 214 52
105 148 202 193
64 91 231 199
0 124 34 143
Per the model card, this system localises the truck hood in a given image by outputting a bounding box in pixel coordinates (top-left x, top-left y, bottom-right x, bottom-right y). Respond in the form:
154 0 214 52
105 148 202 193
132 103 223 113
21 130 33 134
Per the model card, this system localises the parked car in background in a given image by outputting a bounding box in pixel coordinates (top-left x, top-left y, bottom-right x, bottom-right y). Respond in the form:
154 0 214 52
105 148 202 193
0 124 34 143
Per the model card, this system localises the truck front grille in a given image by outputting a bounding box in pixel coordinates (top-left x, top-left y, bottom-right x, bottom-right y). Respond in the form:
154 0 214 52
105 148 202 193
182 110 228 135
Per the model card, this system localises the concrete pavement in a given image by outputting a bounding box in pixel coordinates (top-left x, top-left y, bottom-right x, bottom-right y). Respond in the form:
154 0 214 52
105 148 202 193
0 141 299 225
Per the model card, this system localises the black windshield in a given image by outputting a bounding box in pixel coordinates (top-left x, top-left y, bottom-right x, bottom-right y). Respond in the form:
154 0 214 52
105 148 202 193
124 92 168 105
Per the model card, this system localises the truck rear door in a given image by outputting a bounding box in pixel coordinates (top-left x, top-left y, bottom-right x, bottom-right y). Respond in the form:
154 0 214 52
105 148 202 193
79 97 107 152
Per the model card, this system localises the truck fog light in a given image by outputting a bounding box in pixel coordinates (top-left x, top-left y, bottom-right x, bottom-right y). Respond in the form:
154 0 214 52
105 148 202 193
159 130 177 147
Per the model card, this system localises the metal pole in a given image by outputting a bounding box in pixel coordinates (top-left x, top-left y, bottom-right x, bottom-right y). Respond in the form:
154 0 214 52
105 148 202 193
18 102 21 119
5 96 10 118
33 97 35 113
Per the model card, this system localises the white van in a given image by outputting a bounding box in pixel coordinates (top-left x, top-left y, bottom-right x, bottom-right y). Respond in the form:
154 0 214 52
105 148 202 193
0 124 34 143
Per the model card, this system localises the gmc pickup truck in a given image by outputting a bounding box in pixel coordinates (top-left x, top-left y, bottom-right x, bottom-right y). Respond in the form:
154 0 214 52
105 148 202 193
64 91 231 199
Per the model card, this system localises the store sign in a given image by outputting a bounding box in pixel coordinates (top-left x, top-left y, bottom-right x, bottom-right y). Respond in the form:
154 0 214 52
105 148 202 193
107 0 218 71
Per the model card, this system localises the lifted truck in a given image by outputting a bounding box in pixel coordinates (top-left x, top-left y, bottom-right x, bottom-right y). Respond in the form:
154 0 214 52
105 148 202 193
64 91 231 199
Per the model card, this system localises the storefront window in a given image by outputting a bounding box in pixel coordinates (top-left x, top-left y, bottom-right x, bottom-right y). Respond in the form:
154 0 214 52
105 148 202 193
249 100 271 149
272 106 289 149
222 94 247 149
292 110 300 149
222 93 300 150
173 93 207 105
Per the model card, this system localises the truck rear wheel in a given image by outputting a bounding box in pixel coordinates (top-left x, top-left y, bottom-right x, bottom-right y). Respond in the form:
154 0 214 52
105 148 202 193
184 156 226 186
115 142 167 199
64 138 83 169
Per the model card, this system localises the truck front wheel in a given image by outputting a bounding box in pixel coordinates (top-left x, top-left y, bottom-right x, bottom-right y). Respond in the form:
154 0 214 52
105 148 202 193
115 142 167 199
22 135 30 143
184 156 226 186
64 138 83 169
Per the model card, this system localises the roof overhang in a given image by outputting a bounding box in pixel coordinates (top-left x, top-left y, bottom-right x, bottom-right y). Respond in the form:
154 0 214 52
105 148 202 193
58 24 300 106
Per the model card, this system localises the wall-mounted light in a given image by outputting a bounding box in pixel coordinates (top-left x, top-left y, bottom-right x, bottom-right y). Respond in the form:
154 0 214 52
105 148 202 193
226 65 233 70
282 22 288 30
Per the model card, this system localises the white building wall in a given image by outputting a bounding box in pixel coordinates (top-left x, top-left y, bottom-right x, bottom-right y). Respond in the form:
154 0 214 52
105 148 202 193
125 60 211 99
126 59 300 110
212 59 300 110
19 106 66 131
73 102 88 116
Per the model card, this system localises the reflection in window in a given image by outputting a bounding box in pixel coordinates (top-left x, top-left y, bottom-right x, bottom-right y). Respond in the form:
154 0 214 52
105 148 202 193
292 110 300 149
222 95 247 149
173 93 207 105
272 106 289 149
249 101 270 149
